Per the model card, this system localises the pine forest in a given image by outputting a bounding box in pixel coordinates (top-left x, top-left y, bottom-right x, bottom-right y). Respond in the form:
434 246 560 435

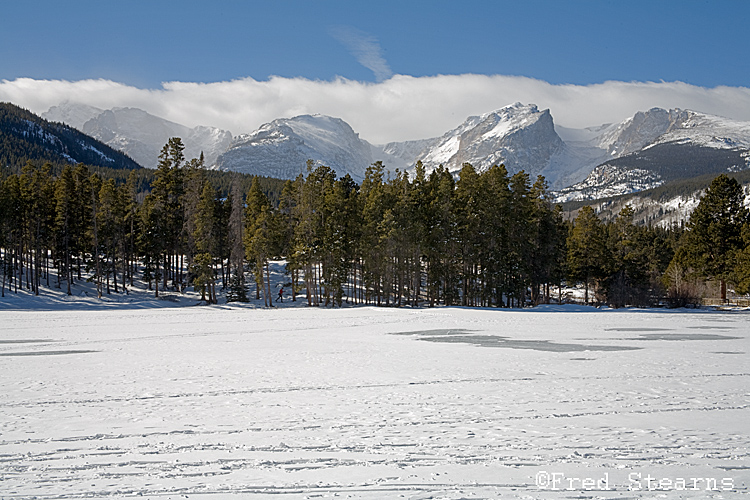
2 137 749 308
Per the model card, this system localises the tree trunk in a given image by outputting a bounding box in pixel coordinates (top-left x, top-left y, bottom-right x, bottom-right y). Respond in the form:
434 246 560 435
266 261 273 308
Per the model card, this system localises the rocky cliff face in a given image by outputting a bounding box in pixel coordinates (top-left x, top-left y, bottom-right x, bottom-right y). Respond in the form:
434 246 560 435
385 103 571 185
595 108 678 157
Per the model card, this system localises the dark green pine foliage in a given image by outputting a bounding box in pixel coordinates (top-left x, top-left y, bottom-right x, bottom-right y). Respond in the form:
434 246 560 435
358 161 390 305
455 163 483 306
152 137 186 290
605 206 653 307
528 176 566 305
421 165 457 306
226 176 249 303
96 178 127 294
193 181 218 303
245 176 275 306
53 166 76 295
476 164 511 307
321 173 360 307
567 205 610 304
679 174 749 300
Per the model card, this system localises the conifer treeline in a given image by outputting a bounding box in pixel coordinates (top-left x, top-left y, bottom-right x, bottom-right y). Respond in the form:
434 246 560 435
1 137 747 306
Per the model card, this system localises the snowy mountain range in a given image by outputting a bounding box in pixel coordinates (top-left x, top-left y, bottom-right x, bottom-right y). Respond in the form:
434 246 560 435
555 108 750 201
42 101 750 201
43 103 233 169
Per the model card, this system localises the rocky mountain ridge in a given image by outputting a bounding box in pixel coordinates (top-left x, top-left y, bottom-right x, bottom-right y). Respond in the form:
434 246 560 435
40 101 750 201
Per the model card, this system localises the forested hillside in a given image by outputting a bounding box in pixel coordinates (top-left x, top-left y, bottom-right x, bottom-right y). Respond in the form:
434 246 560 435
0 102 142 171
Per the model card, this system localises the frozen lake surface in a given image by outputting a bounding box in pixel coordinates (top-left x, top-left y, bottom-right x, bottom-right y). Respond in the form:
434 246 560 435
1 305 749 498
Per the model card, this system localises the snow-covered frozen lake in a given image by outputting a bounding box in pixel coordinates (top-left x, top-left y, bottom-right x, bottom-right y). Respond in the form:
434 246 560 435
1 305 748 499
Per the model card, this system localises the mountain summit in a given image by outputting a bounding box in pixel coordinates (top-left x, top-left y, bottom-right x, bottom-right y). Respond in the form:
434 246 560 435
43 103 232 169
213 114 407 181
385 103 570 183
555 108 750 201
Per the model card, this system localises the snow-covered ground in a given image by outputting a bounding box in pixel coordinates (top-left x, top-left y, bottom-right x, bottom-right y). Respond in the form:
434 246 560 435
1 287 749 498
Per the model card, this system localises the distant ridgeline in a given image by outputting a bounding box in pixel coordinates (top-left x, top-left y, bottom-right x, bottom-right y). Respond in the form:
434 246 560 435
0 102 286 203
0 102 141 171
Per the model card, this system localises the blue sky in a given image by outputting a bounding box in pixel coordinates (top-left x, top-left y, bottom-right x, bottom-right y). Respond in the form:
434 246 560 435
2 0 750 142
3 0 747 88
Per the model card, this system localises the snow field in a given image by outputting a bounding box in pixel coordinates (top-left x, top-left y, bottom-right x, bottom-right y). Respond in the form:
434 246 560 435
0 305 749 499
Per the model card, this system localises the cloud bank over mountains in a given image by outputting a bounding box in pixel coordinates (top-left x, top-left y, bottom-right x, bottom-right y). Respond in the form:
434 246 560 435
2 74 750 144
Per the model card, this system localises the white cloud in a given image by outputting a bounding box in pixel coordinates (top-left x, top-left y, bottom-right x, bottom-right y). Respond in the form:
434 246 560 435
2 75 750 145
329 26 393 83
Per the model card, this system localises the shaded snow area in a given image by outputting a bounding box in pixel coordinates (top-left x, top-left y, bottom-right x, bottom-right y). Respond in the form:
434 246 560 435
1 305 749 499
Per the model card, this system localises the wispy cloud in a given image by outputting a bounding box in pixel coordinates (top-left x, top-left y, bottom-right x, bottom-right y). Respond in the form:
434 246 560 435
329 26 393 83
3 75 750 145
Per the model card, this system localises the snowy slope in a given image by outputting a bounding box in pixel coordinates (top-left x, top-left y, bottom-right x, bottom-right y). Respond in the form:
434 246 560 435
385 103 576 186
44 104 233 168
555 164 664 202
554 109 750 201
1 102 141 170
652 109 750 149
43 101 105 129
594 108 750 156
214 114 408 181
384 103 643 189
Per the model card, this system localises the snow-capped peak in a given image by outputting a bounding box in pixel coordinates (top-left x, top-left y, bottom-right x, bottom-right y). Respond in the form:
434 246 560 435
593 107 750 157
384 102 564 180
215 114 408 181
43 104 233 168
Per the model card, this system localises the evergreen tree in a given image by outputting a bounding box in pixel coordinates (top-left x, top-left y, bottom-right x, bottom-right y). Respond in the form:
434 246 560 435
226 176 248 302
605 206 652 307
181 157 207 287
680 174 748 300
0 175 22 295
567 206 610 304
528 175 564 305
192 181 218 303
507 171 534 307
97 178 127 294
245 176 274 306
151 137 186 290
138 193 164 296
455 163 483 306
359 161 390 305
421 166 456 306
321 173 359 306
123 170 141 286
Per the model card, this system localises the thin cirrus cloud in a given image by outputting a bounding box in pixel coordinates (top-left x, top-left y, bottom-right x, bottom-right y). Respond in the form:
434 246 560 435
2 75 750 145
328 25 393 83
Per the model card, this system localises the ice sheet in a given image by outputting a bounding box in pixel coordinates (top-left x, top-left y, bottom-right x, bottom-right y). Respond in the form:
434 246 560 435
1 305 748 498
